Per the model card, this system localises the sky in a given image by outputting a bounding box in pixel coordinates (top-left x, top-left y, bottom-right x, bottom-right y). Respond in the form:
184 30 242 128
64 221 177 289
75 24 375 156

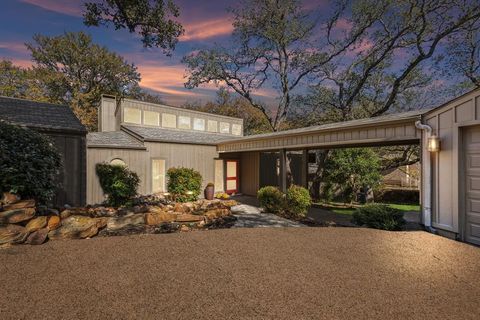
0 0 269 106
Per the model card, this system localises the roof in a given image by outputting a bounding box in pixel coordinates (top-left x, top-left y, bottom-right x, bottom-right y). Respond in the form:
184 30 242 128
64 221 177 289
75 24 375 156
122 125 236 145
218 109 428 144
87 131 146 149
0 96 86 133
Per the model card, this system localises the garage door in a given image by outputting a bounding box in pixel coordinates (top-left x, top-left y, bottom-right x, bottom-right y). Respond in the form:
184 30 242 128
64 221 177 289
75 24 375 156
464 125 480 245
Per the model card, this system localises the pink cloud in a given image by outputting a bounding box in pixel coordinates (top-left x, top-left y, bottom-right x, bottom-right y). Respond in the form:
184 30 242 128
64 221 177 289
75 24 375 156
20 0 83 17
0 42 29 55
180 17 233 41
335 18 353 32
5 58 33 68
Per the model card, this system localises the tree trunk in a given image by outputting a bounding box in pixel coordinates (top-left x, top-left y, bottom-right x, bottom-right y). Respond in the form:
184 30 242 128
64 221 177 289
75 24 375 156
310 150 330 200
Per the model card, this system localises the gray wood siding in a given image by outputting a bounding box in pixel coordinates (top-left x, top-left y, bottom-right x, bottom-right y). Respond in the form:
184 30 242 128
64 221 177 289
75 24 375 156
218 121 420 152
145 142 219 193
423 89 480 234
87 148 148 204
240 152 260 196
87 143 219 204
47 132 86 207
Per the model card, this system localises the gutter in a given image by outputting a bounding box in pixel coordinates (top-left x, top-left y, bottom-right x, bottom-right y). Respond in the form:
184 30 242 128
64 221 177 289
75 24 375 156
415 120 435 231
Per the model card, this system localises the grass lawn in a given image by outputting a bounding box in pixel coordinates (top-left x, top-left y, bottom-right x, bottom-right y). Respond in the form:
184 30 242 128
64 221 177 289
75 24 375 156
317 202 420 215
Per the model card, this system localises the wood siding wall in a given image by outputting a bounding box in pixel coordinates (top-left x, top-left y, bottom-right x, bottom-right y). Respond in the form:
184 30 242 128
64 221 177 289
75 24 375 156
423 89 480 235
218 121 420 153
46 132 86 207
240 152 260 196
87 143 219 204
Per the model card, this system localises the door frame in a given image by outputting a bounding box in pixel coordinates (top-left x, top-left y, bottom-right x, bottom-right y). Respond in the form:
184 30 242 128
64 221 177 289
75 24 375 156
225 159 239 194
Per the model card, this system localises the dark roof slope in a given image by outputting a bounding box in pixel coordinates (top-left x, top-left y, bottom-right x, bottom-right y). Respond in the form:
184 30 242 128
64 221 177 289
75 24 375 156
87 131 145 149
122 125 237 145
0 96 86 133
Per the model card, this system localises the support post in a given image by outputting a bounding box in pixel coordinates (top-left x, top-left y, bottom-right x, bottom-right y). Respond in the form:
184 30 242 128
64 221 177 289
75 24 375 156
301 149 308 188
279 149 287 192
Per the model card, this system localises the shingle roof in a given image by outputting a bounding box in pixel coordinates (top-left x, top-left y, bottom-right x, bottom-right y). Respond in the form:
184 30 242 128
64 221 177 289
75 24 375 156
87 131 145 149
0 96 86 133
122 125 237 145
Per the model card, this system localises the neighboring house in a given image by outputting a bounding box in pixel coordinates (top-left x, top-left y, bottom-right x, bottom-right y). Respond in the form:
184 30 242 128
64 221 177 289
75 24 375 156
0 96 87 207
86 96 244 204
382 163 420 189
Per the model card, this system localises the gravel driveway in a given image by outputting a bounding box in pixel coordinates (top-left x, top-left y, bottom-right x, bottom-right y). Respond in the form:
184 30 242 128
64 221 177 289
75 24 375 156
1 228 479 320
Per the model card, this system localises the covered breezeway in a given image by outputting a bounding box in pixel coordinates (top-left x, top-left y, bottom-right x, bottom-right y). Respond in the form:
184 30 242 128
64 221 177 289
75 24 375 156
217 88 480 245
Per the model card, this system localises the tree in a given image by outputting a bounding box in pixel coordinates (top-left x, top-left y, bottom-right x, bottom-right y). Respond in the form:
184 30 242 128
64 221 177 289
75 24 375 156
183 88 272 135
444 23 480 88
26 32 142 131
322 148 382 203
83 0 183 52
0 60 48 102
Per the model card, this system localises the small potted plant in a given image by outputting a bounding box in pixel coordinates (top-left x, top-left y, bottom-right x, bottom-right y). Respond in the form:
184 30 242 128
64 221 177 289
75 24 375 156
204 182 215 200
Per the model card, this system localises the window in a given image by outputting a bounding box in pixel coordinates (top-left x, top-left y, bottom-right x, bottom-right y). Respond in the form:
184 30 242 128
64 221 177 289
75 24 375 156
232 123 242 135
219 122 230 134
110 158 126 166
151 159 166 193
124 107 142 124
193 118 205 131
162 113 177 128
144 111 160 126
207 120 218 132
214 159 224 192
178 116 191 129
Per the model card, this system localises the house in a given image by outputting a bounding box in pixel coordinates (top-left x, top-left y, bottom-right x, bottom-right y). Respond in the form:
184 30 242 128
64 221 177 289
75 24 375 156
86 95 244 204
0 96 87 207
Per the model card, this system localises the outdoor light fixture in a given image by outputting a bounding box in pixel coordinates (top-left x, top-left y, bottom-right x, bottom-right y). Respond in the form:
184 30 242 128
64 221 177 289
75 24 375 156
427 135 440 152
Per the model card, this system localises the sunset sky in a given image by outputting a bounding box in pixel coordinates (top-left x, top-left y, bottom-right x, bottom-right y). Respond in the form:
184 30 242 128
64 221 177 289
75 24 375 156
0 0 258 105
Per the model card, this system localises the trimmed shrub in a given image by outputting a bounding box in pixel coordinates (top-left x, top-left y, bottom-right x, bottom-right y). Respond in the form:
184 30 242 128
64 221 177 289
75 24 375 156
285 185 311 218
257 186 284 214
167 167 202 202
0 120 61 203
96 163 140 207
352 204 405 231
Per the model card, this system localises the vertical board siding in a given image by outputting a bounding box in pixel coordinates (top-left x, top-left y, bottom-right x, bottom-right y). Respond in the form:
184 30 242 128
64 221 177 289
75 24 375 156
240 152 260 195
423 90 480 233
87 143 220 204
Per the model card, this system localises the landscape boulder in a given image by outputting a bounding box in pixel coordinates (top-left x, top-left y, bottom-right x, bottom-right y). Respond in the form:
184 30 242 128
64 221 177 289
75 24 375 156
176 214 205 223
25 228 49 245
145 212 177 225
25 216 48 232
0 207 36 224
48 216 100 240
47 216 61 230
104 214 145 235
0 225 29 245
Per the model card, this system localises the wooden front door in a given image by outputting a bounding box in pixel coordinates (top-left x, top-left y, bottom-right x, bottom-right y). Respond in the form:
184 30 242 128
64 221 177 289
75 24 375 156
226 160 239 194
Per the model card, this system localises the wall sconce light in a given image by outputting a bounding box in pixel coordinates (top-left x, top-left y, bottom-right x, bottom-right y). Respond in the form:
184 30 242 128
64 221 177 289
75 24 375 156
427 135 440 152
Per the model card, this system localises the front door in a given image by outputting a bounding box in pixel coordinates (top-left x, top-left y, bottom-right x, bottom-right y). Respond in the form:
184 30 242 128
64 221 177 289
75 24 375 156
464 125 480 245
226 160 239 194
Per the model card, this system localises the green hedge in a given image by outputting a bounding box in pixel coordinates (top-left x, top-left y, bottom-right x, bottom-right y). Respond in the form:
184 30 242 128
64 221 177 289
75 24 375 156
0 120 61 203
258 185 311 218
352 204 405 231
285 185 312 218
257 186 284 214
167 167 202 202
96 162 140 207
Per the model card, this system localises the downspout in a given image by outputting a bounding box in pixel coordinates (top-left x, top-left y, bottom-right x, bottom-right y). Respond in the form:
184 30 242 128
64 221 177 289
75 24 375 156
415 121 435 231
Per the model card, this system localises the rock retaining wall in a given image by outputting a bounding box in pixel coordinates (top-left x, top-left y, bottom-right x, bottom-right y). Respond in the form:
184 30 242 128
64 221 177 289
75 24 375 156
0 193 237 246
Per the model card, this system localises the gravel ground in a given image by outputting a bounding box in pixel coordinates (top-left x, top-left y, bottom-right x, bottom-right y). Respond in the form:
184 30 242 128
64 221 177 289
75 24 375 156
1 228 479 320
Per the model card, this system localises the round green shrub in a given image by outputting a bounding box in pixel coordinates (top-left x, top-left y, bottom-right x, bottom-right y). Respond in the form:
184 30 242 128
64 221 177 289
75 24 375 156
0 120 61 203
166 167 202 202
285 185 311 218
257 186 284 214
96 162 140 207
352 204 405 231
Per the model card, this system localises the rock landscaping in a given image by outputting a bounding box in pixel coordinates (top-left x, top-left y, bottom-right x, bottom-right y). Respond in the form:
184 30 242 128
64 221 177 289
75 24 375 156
0 193 238 246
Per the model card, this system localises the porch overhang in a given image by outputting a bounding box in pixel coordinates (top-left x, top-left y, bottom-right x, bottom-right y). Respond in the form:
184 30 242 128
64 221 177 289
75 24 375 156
217 110 426 153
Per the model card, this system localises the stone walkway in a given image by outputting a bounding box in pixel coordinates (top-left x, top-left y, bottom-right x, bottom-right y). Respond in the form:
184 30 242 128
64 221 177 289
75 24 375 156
230 204 304 228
